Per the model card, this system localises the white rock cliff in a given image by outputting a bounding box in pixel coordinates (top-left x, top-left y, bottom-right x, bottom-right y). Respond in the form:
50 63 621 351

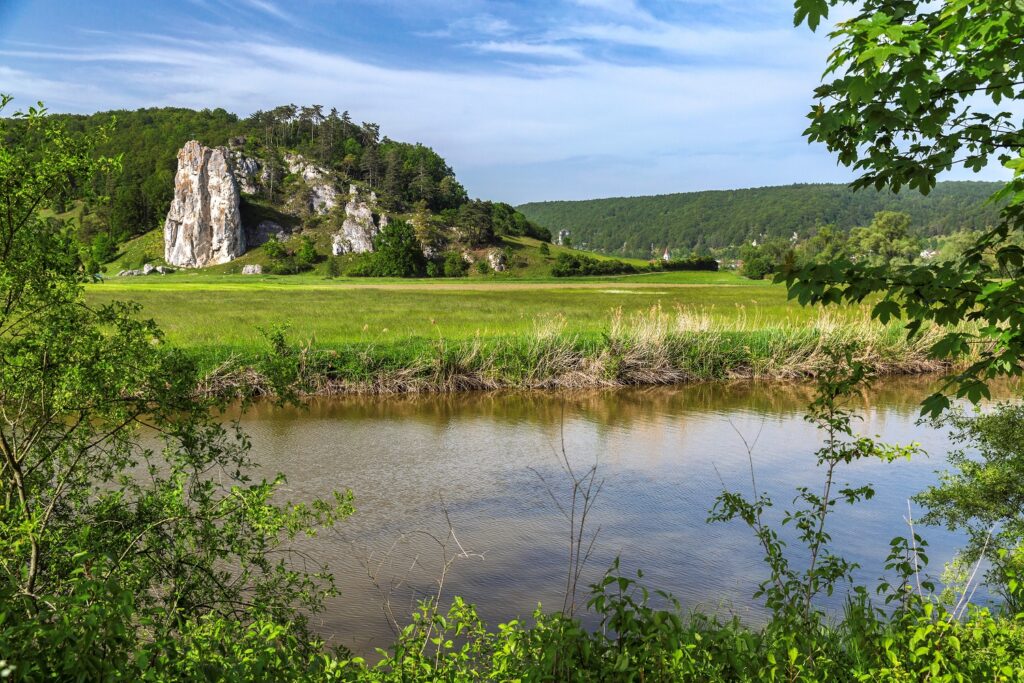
331 185 387 255
164 141 246 268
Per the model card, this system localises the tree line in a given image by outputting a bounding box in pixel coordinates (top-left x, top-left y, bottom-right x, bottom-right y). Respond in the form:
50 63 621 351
517 181 1003 257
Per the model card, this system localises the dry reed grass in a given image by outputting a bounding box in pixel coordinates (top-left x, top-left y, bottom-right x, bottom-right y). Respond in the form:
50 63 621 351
198 305 969 398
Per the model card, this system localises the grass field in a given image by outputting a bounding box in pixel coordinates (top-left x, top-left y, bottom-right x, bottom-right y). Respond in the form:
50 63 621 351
86 270 797 354
81 267 954 397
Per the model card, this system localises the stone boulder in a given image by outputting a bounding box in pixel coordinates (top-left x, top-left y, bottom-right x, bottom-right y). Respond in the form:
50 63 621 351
331 184 387 255
241 264 263 275
164 141 246 268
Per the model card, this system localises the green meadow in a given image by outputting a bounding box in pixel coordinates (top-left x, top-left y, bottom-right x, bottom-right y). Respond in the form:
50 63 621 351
83 270 943 396
86 271 795 354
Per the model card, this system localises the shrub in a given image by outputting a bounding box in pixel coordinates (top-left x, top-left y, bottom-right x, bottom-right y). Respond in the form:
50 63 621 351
442 251 469 277
662 256 718 271
551 252 640 277
370 220 427 277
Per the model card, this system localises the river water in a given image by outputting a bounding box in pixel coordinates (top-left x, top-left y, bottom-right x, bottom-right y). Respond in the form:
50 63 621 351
232 377 1016 655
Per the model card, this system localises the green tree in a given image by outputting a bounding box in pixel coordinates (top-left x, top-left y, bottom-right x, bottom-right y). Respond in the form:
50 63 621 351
370 220 426 277
0 97 351 677
846 211 920 266
90 231 117 264
785 0 1024 415
295 235 319 270
740 238 792 279
442 251 469 277
456 201 495 247
797 224 847 265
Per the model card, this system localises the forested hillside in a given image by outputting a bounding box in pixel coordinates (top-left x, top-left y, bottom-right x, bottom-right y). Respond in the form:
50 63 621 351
517 182 1002 257
7 105 548 248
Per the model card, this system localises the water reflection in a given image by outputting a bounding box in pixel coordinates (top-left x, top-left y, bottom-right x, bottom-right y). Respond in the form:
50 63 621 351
231 376 1018 656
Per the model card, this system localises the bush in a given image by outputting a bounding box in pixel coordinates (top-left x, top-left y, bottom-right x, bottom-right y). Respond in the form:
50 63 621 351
551 252 641 277
345 221 427 278
442 251 469 277
325 256 341 278
662 256 718 272
295 235 319 270
740 255 774 280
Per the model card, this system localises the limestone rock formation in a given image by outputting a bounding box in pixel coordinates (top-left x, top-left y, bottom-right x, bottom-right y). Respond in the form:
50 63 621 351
118 264 174 277
487 250 507 272
229 151 263 194
284 152 325 183
331 185 387 255
309 183 339 215
284 153 338 215
164 141 245 268
242 264 263 275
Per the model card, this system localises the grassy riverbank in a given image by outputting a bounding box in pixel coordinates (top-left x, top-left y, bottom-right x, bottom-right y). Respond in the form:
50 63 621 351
85 272 953 396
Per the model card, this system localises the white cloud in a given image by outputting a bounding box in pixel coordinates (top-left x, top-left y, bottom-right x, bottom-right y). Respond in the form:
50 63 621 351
569 0 644 17
419 14 516 38
468 40 584 60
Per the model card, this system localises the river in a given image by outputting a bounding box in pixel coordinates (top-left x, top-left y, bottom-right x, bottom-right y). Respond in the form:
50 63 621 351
230 376 1016 655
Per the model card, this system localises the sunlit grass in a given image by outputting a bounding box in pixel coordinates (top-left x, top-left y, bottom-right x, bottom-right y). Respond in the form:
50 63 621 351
86 272 809 355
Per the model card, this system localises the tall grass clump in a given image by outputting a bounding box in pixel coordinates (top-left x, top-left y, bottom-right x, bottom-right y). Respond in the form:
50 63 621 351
197 305 969 398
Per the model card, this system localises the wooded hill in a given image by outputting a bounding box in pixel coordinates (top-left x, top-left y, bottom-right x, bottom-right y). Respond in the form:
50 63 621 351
9 105 548 249
517 182 1002 257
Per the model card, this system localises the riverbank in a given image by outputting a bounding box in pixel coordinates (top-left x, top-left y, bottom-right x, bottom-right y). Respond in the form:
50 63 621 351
194 306 954 397
84 274 962 397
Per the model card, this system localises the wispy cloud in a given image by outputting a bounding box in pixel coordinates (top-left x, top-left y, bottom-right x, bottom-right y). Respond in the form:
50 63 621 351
238 0 292 21
419 13 516 38
468 40 584 61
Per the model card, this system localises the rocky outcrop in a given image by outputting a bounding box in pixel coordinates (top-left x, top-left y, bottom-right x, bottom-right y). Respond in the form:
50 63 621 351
229 151 263 194
164 141 245 268
284 153 338 215
241 264 263 275
118 264 174 277
488 250 507 272
309 183 339 215
284 152 325 183
331 185 387 255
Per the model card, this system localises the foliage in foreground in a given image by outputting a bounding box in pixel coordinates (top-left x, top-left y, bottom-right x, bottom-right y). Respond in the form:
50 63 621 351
7 356 1024 682
0 97 352 680
782 0 1024 417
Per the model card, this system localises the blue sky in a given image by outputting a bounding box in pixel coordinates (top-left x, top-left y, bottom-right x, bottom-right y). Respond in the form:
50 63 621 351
0 0 1006 204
